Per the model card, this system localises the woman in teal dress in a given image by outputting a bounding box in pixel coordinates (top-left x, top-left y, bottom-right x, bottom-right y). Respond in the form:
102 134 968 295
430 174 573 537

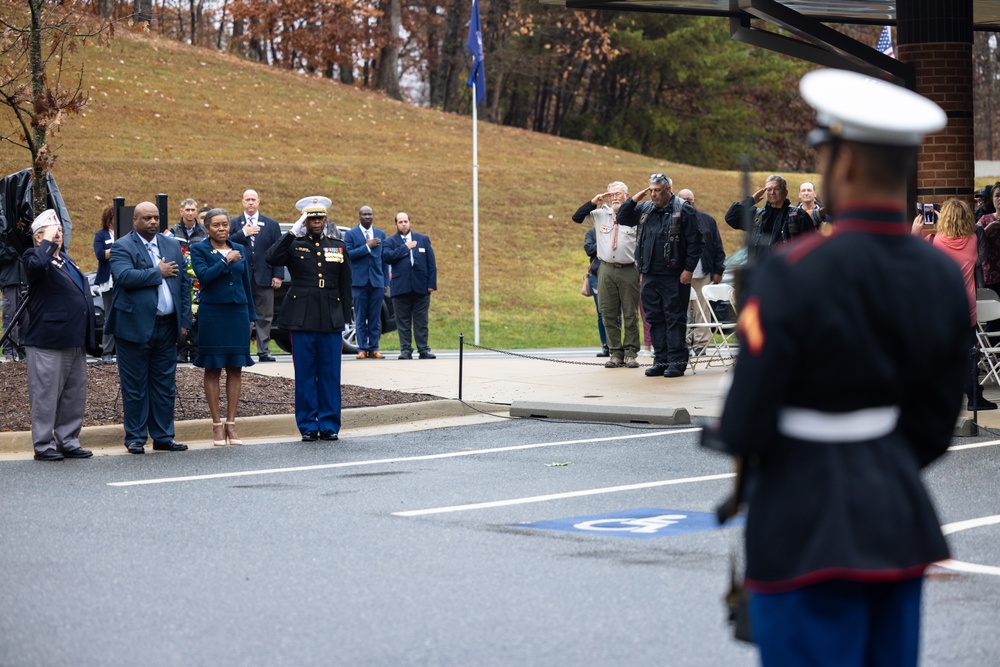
190 209 257 445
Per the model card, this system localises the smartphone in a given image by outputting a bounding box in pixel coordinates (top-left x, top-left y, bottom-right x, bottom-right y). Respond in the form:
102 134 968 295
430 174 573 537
923 203 937 225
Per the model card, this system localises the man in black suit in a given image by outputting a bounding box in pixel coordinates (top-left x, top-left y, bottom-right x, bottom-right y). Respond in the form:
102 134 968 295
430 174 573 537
230 189 283 361
22 210 97 461
107 202 192 454
382 212 437 359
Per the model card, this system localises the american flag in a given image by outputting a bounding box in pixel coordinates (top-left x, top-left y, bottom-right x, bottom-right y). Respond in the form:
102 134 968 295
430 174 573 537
877 26 895 58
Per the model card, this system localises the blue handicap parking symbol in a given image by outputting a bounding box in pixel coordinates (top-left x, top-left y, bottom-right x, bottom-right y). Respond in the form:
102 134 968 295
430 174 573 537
519 508 743 539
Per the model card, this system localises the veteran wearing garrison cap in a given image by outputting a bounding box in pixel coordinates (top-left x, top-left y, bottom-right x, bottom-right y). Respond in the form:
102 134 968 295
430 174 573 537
702 70 967 666
22 210 97 461
266 196 352 442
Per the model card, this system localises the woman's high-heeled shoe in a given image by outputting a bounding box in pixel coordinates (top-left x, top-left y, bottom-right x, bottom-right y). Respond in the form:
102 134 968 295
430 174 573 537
212 422 227 446
225 421 243 445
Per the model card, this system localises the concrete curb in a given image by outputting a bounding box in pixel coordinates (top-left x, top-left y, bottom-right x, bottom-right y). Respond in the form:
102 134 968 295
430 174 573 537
0 399 507 456
510 401 691 425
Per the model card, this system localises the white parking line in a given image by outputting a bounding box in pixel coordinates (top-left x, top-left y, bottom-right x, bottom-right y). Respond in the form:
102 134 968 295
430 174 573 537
107 428 702 487
948 438 1000 451
937 514 1000 577
392 472 736 517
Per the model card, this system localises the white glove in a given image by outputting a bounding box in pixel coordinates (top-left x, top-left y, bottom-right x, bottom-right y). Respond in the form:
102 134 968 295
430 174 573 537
290 213 307 237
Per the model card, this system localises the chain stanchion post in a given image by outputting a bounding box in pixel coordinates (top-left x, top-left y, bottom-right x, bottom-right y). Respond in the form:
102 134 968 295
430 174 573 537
458 334 464 401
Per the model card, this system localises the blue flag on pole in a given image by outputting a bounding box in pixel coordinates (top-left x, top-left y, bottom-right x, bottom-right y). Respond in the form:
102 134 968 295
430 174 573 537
466 0 486 105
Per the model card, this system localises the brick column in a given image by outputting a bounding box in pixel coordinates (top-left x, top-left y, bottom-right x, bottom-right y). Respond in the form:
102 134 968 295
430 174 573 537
897 0 974 207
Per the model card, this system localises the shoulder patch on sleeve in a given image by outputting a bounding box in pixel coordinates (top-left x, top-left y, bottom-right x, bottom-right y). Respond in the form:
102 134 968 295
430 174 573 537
739 296 765 355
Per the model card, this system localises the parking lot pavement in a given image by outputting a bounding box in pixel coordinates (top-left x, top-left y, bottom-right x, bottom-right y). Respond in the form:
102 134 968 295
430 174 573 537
2 417 998 666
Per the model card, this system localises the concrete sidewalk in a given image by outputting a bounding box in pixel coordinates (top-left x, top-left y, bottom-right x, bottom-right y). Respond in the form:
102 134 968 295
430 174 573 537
2 349 996 458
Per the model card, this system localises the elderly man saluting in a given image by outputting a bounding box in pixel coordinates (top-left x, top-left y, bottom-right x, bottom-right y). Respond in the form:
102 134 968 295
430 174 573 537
22 210 98 461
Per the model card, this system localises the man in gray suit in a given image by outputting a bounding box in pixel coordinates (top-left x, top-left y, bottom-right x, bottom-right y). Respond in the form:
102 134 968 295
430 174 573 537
107 202 192 454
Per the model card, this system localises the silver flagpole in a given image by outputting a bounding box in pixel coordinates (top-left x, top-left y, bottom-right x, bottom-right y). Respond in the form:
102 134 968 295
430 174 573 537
472 82 480 345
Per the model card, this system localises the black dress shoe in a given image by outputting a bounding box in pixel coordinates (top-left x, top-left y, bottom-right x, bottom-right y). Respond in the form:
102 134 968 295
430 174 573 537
301 430 319 442
596 345 610 358
645 364 669 377
664 366 685 378
34 450 64 461
418 351 437 359
152 440 189 452
126 443 145 454
61 448 93 459
320 430 339 441
398 351 413 360
258 353 277 362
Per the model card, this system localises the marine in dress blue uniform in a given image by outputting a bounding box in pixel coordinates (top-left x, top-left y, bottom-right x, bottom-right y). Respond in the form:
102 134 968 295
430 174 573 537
266 196 352 442
701 70 965 666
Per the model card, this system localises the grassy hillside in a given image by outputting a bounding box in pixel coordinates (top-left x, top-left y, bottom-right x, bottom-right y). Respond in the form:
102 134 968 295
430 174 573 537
1 31 817 349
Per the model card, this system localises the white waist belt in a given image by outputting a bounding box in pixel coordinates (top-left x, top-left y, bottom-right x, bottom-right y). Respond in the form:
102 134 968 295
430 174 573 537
777 406 900 443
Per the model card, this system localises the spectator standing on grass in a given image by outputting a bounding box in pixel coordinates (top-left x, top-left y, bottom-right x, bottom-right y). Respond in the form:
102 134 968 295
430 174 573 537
92 204 116 363
191 208 257 446
383 212 437 360
573 182 641 369
583 226 609 358
267 197 352 442
344 205 387 359
23 210 96 461
230 189 282 362
617 174 703 378
108 201 191 455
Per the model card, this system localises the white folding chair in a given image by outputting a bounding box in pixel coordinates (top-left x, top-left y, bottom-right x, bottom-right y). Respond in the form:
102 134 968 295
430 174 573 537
976 299 1000 386
687 288 715 371
700 283 739 366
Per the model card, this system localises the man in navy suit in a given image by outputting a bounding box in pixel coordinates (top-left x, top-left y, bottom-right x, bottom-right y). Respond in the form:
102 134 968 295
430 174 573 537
383 212 437 359
107 201 192 454
230 189 282 361
22 210 97 461
344 205 387 359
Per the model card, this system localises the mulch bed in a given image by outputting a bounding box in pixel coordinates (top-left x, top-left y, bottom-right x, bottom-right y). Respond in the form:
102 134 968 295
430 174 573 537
0 361 436 432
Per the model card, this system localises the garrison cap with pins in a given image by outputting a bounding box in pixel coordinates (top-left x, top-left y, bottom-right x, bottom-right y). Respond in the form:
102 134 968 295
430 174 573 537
31 209 60 234
295 195 332 218
800 69 947 147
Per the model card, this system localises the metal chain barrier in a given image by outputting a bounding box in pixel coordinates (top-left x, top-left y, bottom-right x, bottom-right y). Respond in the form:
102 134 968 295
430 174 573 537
461 338 654 368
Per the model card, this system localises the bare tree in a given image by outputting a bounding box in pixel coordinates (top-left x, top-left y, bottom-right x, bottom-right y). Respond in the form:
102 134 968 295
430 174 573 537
0 0 112 214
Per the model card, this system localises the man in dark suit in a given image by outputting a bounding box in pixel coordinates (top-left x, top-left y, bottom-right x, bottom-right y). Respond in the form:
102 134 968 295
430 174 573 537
107 201 192 454
230 189 282 362
383 211 437 360
344 205 387 359
22 210 97 461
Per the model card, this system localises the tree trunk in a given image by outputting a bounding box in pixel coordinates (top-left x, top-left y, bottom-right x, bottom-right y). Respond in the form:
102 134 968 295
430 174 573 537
28 0 49 215
134 0 152 25
431 0 464 110
375 0 403 100
98 0 114 19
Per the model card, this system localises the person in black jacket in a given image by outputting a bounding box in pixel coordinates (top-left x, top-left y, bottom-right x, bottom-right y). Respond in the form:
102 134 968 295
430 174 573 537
266 197 352 442
616 173 702 377
724 174 814 259
677 189 726 354
702 69 963 667
23 210 97 461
